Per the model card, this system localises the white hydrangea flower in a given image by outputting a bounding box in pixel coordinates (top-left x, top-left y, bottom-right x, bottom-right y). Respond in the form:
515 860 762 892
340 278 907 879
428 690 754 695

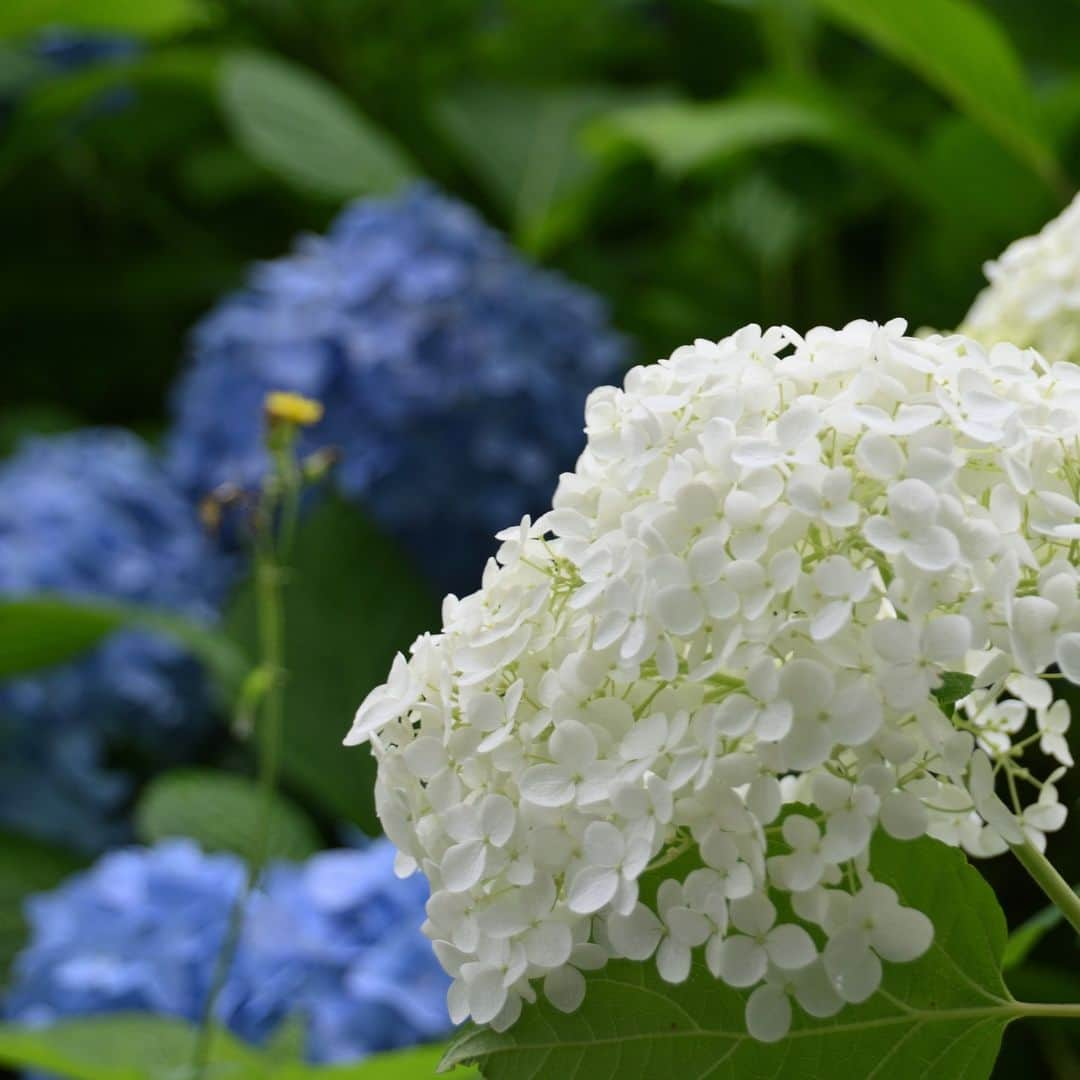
964 192 1080 364
347 319 1080 1042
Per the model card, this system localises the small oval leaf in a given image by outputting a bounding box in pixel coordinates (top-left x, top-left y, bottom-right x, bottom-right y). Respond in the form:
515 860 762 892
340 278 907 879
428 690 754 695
220 50 414 200
135 768 322 864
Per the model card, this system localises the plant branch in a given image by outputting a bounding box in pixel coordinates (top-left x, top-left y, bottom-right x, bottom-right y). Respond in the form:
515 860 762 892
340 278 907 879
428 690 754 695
1010 839 1080 939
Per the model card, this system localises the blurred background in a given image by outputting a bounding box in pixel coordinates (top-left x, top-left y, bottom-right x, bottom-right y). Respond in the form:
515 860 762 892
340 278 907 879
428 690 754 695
2 0 1080 1076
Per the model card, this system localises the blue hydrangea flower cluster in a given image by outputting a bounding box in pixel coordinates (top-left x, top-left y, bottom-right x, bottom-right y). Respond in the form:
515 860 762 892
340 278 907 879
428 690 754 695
5 840 452 1064
0 430 229 852
167 184 630 593
31 29 141 72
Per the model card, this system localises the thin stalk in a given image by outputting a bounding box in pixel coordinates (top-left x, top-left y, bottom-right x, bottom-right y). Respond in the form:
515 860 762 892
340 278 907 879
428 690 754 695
1014 1002 1080 1020
191 504 288 1076
1010 839 1080 939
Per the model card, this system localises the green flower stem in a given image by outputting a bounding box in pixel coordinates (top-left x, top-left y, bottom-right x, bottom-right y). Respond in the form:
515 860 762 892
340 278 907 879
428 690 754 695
191 465 292 1077
1010 839 1080 939
1015 1002 1080 1020
250 554 285 875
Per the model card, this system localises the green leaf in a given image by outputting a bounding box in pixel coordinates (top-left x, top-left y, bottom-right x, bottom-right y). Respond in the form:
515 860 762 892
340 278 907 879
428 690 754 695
0 598 120 677
443 833 1014 1079
1002 892 1079 972
591 86 937 208
0 1016 473 1080
435 83 633 251
219 50 414 200
933 670 976 717
0 0 209 39
135 768 322 864
276 1044 479 1079
811 0 1062 190
0 830 82 983
0 596 249 700
921 116 1057 241
226 499 439 834
0 1015 258 1080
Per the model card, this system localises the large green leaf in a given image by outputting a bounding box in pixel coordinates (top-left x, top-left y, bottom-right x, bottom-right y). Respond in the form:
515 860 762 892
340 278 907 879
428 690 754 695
0 599 120 677
135 768 322 864
0 1016 474 1080
811 0 1062 190
921 115 1056 242
226 500 439 835
592 87 936 207
443 834 1015 1079
0 0 208 39
219 50 414 200
0 830 82 983
435 83 634 251
281 1044 479 1079
0 596 249 700
0 1016 258 1080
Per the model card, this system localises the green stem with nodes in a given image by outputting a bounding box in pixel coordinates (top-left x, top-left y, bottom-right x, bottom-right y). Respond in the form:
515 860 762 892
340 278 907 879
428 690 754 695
1010 839 1080 939
191 522 288 1077
191 417 306 1077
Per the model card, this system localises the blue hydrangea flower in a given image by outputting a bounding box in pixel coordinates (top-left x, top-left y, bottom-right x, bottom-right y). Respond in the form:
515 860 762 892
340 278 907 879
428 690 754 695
31 29 141 72
4 842 241 1027
0 430 230 851
167 184 630 594
5 840 452 1064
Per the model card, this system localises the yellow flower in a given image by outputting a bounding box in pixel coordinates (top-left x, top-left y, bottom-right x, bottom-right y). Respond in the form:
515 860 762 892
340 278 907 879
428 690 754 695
264 391 324 427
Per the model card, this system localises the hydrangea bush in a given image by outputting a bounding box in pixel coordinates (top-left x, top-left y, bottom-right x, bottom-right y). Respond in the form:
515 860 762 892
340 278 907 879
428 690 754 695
0 430 229 851
964 192 1080 365
5 839 451 1063
167 184 629 593
348 318 1078 1041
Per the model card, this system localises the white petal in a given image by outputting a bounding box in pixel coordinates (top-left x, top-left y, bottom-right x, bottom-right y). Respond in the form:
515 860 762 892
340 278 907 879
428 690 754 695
519 764 575 807
880 791 928 840
871 619 918 664
621 714 668 761
904 527 959 572
656 937 692 983
746 984 792 1043
923 614 971 662
607 903 664 960
665 905 712 947
655 584 704 636
480 794 516 847
792 960 844 1018
544 965 586 1013
551 720 598 766
466 965 508 1025
823 929 881 1004
447 978 470 1025
1055 632 1080 683
811 601 852 642
402 736 446 779
717 935 767 987
567 866 620 915
524 921 574 968
441 840 487 893
777 402 821 448
863 515 902 555
856 433 903 479
870 906 933 963
765 924 816 970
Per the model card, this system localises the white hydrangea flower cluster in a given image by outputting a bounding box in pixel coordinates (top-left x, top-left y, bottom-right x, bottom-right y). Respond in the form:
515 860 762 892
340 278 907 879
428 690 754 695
964 193 1080 364
347 319 1080 1043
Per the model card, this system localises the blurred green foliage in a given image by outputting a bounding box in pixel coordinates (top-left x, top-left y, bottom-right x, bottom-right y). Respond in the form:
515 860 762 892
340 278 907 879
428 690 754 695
6 0 1080 434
